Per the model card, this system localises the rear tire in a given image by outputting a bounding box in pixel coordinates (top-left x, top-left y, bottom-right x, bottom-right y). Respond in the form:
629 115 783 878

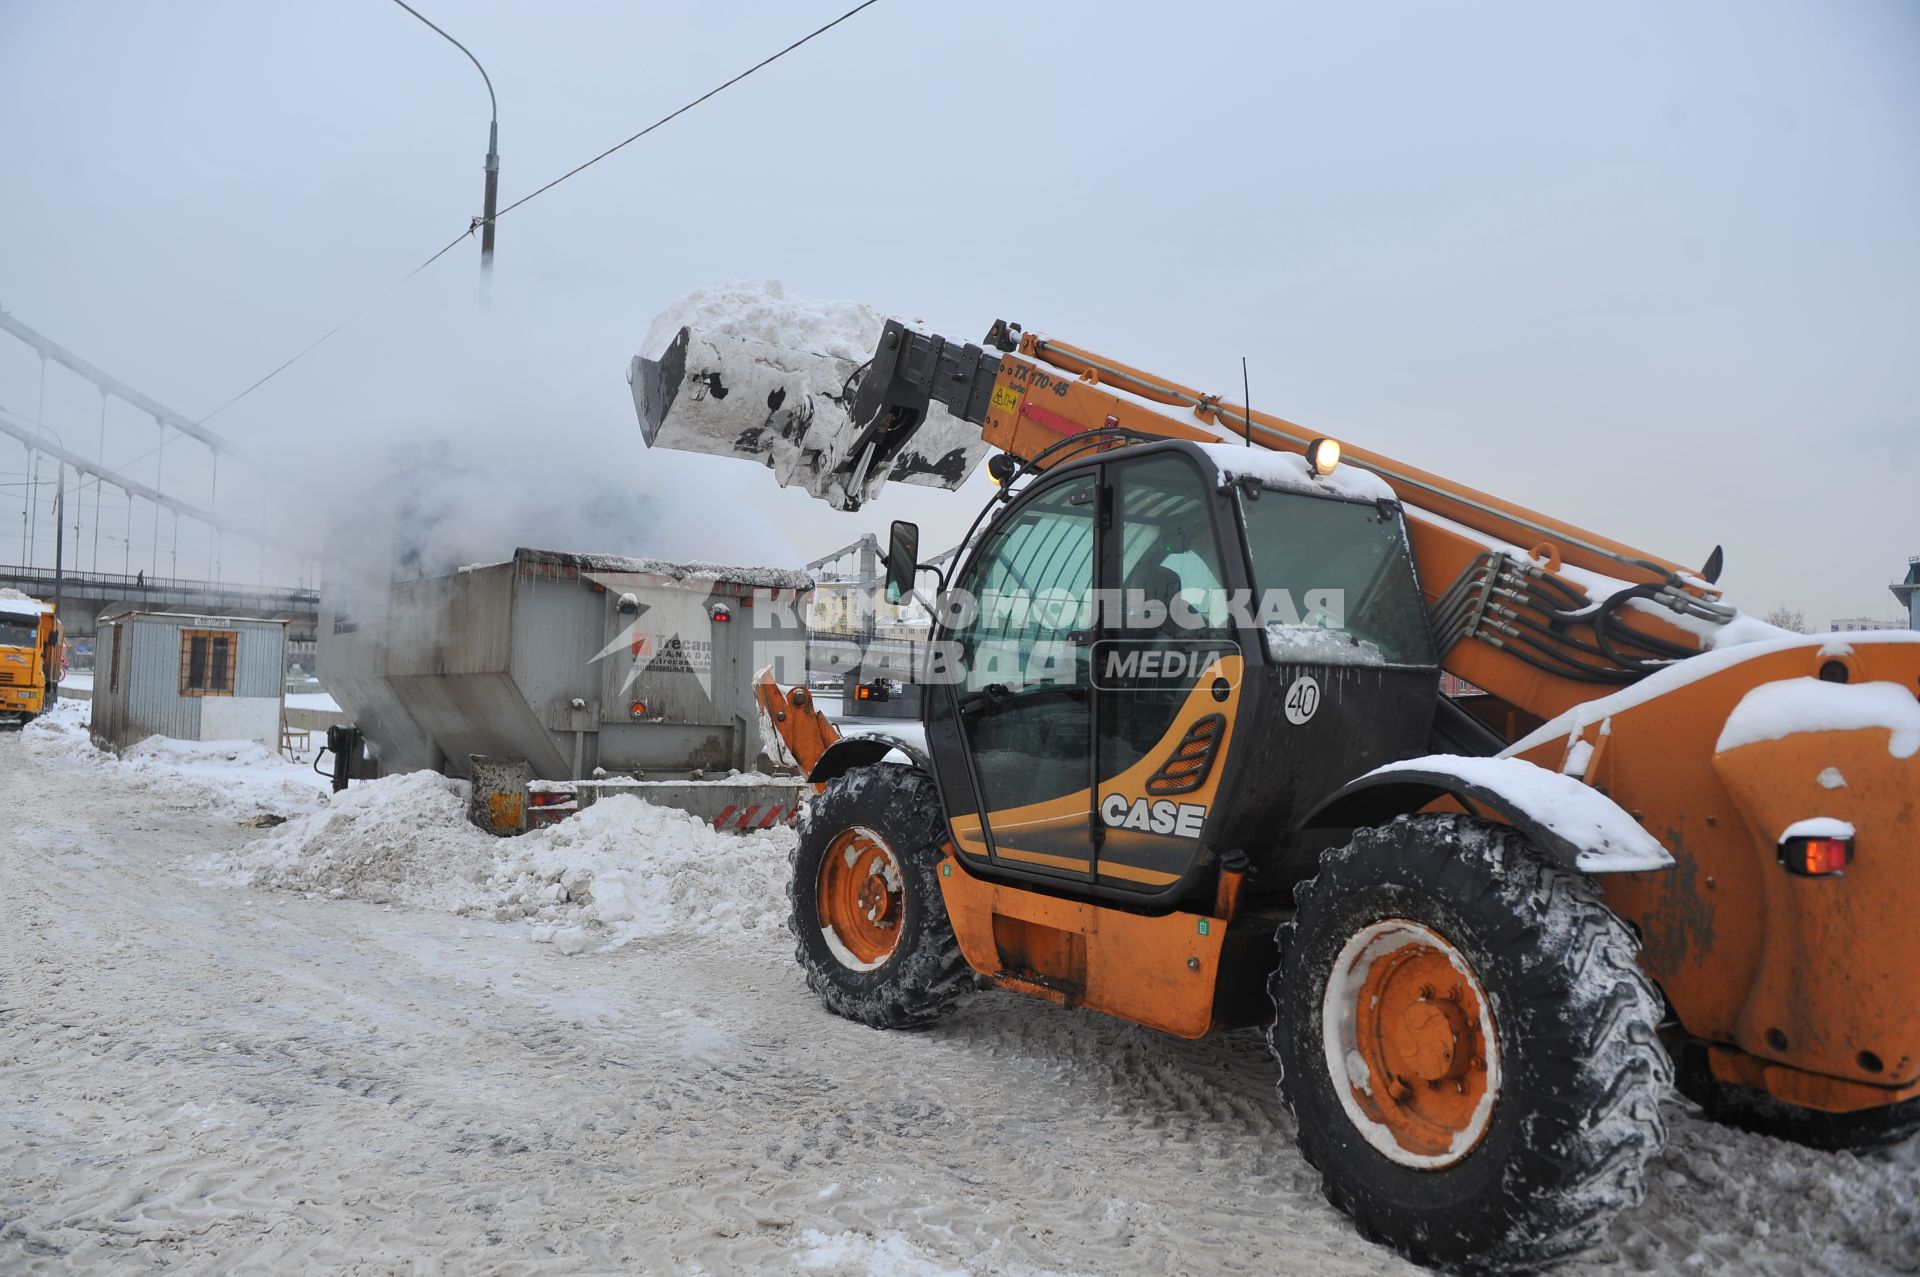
789 763 970 1029
1674 1044 1920 1151
1272 814 1671 1272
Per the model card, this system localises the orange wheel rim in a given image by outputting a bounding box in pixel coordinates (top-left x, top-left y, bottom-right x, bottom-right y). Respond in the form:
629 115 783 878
816 826 906 970
1322 920 1499 1168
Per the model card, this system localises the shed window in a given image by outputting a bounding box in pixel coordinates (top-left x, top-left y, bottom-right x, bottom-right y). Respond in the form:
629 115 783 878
180 629 239 696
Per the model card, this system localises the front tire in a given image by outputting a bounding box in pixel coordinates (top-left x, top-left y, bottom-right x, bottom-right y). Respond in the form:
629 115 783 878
1272 814 1671 1272
789 763 970 1029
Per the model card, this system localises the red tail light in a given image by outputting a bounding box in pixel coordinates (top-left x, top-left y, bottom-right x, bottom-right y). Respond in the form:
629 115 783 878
1779 835 1851 877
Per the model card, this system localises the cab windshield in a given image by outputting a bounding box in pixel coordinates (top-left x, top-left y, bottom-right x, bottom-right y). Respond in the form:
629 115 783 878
1238 490 1434 667
0 614 39 650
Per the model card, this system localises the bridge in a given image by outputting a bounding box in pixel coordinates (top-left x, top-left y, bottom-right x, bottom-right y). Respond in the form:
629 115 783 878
0 563 318 642
2 306 319 626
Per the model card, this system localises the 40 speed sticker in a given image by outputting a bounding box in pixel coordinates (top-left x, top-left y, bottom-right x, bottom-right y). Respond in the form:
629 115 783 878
1284 674 1321 725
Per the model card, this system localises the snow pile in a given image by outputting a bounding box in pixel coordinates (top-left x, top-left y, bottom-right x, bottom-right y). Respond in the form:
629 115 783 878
18 697 95 761
22 699 329 818
224 772 795 954
1 586 52 614
1716 677 1920 759
641 278 896 364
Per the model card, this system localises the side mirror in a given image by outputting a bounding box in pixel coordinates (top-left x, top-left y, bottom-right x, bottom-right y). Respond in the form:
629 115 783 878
885 520 920 604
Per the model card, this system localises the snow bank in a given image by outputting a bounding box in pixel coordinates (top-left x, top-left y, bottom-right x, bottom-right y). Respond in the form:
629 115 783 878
22 700 329 818
222 772 794 955
1716 677 1920 759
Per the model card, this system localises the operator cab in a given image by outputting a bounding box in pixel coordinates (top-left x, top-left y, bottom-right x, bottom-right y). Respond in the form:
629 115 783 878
920 439 1439 908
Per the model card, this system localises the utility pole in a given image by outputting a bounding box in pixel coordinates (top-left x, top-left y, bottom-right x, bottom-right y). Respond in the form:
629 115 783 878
392 1 499 277
482 116 499 273
51 461 64 614
92 389 106 571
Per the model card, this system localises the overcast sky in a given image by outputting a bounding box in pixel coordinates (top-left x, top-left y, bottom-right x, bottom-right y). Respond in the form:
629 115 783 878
2 0 1915 624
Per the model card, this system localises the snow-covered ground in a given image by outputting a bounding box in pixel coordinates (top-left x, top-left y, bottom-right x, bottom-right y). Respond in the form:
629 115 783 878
2 706 1914 1274
57 672 341 715
285 688 341 714
21 699 331 819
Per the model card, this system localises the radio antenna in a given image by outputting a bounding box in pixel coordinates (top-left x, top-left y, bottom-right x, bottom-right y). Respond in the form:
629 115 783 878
1240 356 1254 448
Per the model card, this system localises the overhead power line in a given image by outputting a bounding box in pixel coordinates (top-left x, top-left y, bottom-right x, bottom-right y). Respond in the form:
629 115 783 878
487 0 882 224
195 229 474 426
193 0 884 427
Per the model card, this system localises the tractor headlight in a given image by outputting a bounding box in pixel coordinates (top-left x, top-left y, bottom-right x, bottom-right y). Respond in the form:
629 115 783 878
1306 437 1342 477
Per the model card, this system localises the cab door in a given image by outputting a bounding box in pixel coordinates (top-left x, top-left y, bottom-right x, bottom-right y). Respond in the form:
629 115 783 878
1091 452 1244 897
927 471 1098 884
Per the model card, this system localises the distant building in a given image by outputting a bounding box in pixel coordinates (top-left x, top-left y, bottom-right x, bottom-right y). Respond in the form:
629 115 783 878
806 578 928 638
1893 556 1920 630
1828 617 1906 633
876 618 933 644
807 580 868 636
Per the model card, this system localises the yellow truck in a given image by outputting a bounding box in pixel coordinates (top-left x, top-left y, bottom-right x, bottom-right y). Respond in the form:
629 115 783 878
0 591 64 728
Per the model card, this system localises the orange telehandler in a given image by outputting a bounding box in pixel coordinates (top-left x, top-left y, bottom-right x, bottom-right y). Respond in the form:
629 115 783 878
630 315 1919 1271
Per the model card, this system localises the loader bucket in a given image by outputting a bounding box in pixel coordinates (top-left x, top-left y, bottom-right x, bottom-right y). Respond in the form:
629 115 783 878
629 324 992 511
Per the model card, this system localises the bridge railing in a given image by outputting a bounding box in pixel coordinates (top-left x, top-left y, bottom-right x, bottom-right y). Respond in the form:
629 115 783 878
0 563 318 605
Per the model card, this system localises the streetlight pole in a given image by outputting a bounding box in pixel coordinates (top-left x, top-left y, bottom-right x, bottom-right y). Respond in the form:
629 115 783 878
482 116 499 271
27 421 67 615
391 1 499 276
51 459 64 615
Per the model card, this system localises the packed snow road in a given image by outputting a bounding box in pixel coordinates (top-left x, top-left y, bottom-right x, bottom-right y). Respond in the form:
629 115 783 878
2 719 1914 1275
